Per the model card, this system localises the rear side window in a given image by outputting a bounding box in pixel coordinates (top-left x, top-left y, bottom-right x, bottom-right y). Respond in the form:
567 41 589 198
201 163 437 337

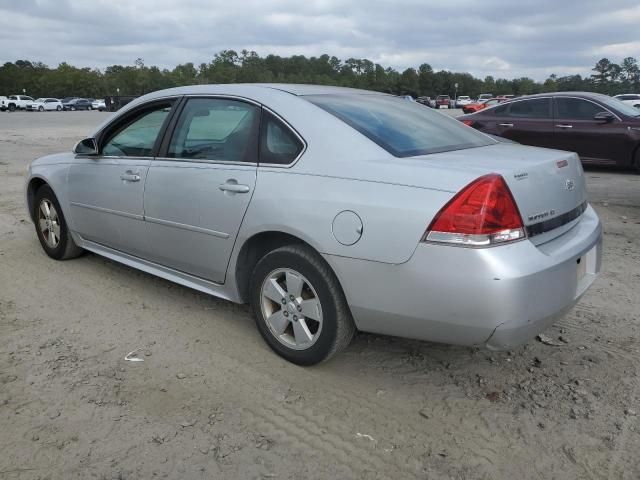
556 98 606 120
306 94 494 157
259 111 304 164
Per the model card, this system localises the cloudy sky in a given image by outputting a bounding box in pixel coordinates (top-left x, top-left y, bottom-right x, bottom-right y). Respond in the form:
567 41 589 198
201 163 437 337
1 0 639 80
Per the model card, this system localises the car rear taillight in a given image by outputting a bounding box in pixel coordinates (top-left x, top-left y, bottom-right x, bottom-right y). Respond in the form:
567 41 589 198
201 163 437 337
423 174 525 247
462 119 474 126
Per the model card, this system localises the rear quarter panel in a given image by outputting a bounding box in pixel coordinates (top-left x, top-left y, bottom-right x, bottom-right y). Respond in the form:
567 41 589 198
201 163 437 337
237 168 453 264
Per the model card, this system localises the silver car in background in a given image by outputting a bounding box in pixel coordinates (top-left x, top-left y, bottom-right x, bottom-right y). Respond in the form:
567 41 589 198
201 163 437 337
25 84 602 365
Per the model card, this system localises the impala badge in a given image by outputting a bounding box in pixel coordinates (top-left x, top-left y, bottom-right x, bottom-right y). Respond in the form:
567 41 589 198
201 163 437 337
565 179 575 191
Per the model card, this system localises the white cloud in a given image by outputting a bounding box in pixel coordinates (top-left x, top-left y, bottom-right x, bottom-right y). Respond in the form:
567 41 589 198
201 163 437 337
592 41 640 58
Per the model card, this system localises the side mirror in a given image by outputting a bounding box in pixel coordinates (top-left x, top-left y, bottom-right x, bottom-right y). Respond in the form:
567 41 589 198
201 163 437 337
73 137 98 155
593 111 615 123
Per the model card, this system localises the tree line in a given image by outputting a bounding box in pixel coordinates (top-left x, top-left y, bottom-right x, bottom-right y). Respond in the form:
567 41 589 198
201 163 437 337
1 50 638 99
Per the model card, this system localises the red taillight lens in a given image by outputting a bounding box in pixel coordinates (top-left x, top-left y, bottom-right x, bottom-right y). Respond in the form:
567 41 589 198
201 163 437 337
424 174 525 247
462 119 474 126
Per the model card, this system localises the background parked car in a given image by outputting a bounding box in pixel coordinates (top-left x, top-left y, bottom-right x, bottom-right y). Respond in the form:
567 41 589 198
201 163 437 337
91 99 107 111
435 95 451 109
477 93 493 102
458 91 640 170
462 97 505 114
455 96 472 108
6 95 35 111
614 94 640 108
415 96 434 107
26 98 63 111
63 98 93 111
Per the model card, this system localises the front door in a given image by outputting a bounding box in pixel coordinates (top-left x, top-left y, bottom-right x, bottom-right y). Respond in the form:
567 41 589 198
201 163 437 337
143 97 261 283
67 100 175 257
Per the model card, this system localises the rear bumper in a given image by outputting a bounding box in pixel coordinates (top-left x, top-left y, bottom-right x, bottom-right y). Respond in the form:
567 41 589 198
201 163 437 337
325 205 602 348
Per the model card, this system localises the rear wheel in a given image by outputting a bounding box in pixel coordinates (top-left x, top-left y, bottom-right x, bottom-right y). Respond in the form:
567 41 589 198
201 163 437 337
56 105 62 111
250 244 355 365
38 106 44 112
70 106 76 111
87 105 92 110
33 185 83 260
8 104 16 112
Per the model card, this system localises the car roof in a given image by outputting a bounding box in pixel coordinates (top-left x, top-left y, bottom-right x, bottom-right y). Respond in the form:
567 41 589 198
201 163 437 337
518 91 612 101
145 83 381 98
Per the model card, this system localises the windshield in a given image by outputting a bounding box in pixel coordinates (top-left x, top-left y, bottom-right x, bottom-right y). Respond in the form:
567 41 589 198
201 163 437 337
597 95 640 116
305 94 495 157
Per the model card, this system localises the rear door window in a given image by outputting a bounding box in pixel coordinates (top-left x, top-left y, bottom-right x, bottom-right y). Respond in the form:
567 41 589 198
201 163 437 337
167 98 259 162
507 98 551 118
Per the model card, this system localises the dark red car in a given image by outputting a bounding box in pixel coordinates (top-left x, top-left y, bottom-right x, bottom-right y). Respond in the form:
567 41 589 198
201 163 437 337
458 92 640 170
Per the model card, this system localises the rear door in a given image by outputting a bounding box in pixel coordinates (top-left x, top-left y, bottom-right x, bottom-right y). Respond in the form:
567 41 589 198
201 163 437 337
143 97 260 283
493 97 554 147
67 99 176 257
552 97 627 165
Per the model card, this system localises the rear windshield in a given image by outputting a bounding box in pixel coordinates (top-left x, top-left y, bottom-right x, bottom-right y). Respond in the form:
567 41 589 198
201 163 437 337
305 94 495 157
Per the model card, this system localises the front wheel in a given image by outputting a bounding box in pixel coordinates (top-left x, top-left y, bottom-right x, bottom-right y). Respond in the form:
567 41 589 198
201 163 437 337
8 104 16 112
38 106 44 112
250 244 355 365
33 185 83 260
87 105 92 110
70 106 76 111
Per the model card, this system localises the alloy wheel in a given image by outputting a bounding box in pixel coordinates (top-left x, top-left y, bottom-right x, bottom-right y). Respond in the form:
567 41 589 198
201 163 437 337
37 199 61 248
260 268 323 350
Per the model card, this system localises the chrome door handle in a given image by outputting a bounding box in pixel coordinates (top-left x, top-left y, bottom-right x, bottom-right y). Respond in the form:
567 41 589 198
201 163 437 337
120 172 141 182
498 123 514 127
219 182 250 194
556 124 573 129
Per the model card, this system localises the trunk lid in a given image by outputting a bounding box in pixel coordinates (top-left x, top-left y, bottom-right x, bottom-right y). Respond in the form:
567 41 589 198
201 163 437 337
388 143 587 244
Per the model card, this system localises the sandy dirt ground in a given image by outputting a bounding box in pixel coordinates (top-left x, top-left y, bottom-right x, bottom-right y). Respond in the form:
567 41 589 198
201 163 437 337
0 111 639 480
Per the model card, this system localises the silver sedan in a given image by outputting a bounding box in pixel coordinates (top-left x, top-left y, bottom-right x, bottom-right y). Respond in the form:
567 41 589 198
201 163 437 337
25 84 602 365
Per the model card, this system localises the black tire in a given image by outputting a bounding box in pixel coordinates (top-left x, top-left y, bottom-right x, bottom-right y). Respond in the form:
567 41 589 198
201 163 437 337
33 185 84 260
70 106 76 111
8 104 16 112
634 149 640 174
250 244 356 365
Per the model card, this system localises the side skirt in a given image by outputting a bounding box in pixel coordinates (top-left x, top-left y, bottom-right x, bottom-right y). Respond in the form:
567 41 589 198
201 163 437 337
77 237 240 303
